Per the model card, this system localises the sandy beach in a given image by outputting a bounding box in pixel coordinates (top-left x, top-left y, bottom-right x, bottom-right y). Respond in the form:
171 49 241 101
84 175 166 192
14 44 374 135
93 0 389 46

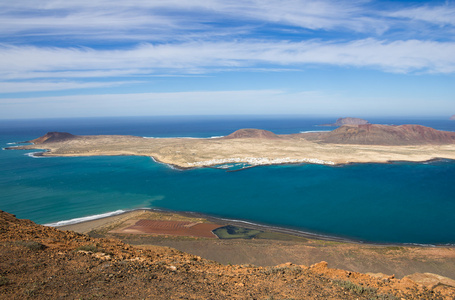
56 209 455 279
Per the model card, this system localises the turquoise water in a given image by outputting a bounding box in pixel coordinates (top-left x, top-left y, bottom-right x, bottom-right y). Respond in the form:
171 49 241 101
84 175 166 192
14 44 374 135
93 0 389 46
1 116 455 244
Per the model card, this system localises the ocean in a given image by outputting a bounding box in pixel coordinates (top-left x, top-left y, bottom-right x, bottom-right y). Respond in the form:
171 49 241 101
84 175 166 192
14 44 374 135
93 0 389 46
1 115 454 245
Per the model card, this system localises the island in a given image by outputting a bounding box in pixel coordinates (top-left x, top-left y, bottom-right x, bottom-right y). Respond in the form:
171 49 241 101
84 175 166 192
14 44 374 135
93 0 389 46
451 115 455 120
7 124 455 169
319 117 370 126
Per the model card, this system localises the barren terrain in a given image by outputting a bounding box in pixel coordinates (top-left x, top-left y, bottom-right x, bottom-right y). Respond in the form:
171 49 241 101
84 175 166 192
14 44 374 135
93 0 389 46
60 210 455 280
2 210 455 299
8 125 455 168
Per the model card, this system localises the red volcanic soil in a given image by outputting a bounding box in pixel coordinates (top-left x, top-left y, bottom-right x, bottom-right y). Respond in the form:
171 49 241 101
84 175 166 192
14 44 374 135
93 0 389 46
302 124 455 145
222 128 281 139
28 132 76 144
114 219 222 238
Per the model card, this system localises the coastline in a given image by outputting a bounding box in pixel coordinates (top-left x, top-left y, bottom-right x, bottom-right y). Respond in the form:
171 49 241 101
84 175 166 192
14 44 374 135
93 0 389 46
51 208 455 279
8 141 455 170
54 207 453 247
18 147 455 172
54 208 352 243
5 144 455 171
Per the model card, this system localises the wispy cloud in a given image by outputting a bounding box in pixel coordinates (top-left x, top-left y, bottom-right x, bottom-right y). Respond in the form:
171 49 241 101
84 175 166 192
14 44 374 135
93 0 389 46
1 39 454 85
1 0 454 116
388 4 455 26
0 80 138 93
2 0 453 42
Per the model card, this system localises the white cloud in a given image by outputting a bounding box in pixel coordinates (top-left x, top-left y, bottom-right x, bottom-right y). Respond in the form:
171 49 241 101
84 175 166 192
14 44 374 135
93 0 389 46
388 4 455 26
0 81 137 93
0 0 419 41
1 39 455 83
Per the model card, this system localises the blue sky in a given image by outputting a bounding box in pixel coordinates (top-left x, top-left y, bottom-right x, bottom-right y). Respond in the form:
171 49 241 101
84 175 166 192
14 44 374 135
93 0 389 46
0 0 454 119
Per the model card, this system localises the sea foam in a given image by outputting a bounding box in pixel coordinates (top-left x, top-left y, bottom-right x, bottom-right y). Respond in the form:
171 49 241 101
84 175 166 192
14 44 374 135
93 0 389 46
25 152 46 158
44 209 127 227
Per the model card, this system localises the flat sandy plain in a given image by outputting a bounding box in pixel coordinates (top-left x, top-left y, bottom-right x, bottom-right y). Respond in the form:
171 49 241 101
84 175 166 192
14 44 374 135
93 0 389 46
12 132 455 168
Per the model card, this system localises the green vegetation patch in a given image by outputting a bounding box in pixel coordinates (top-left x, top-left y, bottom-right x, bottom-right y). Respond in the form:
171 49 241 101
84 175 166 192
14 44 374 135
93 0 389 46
333 279 377 295
16 240 47 251
213 225 262 239
261 266 304 276
255 231 308 242
213 225 311 241
75 244 99 252
0 275 9 286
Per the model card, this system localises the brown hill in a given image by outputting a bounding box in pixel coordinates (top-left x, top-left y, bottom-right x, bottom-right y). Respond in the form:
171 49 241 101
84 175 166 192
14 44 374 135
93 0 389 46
222 128 280 139
303 124 455 145
28 132 76 144
2 211 454 299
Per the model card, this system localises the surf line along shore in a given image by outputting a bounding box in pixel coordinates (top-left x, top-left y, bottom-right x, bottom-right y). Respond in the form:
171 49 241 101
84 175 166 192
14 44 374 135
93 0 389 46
54 208 355 243
51 208 455 280
6 125 455 168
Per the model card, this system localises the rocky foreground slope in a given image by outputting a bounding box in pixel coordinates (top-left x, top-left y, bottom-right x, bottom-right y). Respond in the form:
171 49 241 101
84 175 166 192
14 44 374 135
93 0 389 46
1 211 455 299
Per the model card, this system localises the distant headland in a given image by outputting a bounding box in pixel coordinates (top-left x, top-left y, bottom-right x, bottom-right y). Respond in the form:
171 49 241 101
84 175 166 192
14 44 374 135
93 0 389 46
6 123 455 169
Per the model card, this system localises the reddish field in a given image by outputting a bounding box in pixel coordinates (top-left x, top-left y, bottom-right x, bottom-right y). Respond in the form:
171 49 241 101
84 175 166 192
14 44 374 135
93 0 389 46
114 219 223 238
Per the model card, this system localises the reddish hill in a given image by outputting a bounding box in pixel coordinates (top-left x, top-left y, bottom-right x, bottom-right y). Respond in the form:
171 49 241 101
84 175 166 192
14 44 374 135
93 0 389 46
28 132 76 144
223 128 280 139
303 124 455 145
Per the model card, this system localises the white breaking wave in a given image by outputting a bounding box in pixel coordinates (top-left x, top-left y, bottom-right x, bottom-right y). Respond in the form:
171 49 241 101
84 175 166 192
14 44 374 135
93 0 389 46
188 157 335 167
44 209 127 227
25 152 46 158
299 130 330 133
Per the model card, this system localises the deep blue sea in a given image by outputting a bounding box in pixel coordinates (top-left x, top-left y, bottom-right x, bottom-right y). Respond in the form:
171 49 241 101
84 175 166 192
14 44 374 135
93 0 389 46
1 115 454 245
